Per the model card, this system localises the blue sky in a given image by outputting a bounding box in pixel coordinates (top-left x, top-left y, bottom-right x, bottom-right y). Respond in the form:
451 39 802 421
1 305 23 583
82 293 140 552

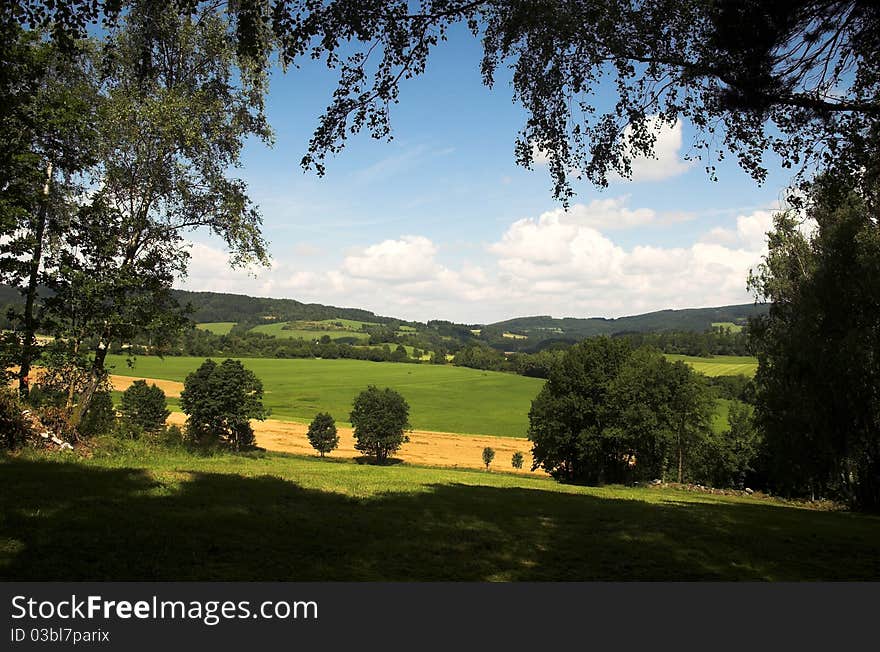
181 25 795 324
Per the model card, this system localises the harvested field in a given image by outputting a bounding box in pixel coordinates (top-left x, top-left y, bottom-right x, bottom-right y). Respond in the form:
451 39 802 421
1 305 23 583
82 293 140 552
109 375 184 398
163 411 542 475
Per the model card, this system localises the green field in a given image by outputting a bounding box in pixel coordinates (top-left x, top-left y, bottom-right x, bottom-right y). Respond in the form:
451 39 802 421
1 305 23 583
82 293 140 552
195 322 236 335
666 354 758 377
711 321 744 333
3 445 878 580
248 322 371 341
106 355 544 436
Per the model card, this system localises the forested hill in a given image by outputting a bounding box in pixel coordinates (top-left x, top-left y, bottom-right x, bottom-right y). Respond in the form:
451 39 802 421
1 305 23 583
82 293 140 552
489 304 769 339
0 283 767 337
169 290 399 326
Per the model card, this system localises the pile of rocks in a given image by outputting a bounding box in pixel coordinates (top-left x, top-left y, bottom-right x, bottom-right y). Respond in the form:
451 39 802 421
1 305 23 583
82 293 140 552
643 479 758 498
21 409 74 451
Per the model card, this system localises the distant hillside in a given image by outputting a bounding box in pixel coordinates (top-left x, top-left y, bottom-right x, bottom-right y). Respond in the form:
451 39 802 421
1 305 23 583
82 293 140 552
170 289 401 326
0 283 768 341
489 304 769 340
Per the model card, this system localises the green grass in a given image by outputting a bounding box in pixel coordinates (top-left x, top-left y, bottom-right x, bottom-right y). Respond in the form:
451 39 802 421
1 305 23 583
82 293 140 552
248 322 371 341
3 446 878 580
106 355 544 436
666 354 758 377
195 322 236 335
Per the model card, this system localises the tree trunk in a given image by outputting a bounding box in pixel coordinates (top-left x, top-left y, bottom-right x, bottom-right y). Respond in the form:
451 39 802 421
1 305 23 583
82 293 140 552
677 426 684 484
71 335 109 428
18 161 53 399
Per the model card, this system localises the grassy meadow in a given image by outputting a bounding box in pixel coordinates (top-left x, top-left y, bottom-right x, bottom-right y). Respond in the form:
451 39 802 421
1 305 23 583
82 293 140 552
106 355 544 436
666 354 758 377
249 322 371 341
3 444 878 581
195 322 237 335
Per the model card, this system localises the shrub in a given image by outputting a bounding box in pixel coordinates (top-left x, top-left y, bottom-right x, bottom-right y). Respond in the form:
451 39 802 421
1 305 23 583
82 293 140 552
307 412 339 457
511 451 524 469
0 386 33 450
350 385 410 464
120 380 170 433
38 405 78 442
482 446 496 470
78 390 116 437
161 424 185 447
114 419 145 440
180 358 267 451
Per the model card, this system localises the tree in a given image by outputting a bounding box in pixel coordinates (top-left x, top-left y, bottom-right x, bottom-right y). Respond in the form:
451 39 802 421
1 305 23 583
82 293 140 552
0 27 100 398
482 446 495 470
43 198 189 426
665 362 715 484
511 451 524 469
78 390 116 438
180 358 267 451
120 380 170 434
307 412 339 458
0 385 32 450
528 338 631 483
59 3 272 424
350 385 411 464
12 2 878 204
715 400 762 490
749 175 880 508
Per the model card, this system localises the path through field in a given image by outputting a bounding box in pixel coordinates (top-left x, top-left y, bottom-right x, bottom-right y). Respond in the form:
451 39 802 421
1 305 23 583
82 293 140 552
110 376 541 475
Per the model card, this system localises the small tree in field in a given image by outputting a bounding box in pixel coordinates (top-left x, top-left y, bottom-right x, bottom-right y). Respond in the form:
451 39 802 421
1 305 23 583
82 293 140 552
511 451 524 470
482 447 495 470
350 386 410 464
120 380 170 434
307 412 339 458
180 359 267 451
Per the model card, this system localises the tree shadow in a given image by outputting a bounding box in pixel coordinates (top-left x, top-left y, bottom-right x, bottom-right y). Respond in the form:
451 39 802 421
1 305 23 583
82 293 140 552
1 455 878 581
353 455 404 466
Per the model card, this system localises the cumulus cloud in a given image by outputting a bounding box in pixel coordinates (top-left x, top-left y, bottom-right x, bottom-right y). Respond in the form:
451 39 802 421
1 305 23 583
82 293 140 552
620 117 693 182
700 209 776 251
532 117 692 183
342 235 441 281
178 200 786 323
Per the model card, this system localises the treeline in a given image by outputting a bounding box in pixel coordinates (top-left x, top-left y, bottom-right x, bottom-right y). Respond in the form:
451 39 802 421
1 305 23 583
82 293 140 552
528 339 761 489
173 289 400 327
451 327 750 378
124 328 421 364
617 327 750 357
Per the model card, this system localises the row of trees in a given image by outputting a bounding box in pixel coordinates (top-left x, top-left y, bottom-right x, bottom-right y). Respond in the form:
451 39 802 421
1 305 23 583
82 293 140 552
178 358 412 466
528 339 759 488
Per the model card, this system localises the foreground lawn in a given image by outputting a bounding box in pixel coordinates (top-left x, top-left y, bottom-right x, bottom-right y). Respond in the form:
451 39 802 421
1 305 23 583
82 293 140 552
106 355 545 436
2 447 878 581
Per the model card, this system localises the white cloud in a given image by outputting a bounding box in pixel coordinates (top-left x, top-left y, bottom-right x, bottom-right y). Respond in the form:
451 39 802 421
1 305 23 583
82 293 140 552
701 209 776 251
178 199 787 323
342 235 441 281
621 117 692 182
530 143 551 166
532 117 692 183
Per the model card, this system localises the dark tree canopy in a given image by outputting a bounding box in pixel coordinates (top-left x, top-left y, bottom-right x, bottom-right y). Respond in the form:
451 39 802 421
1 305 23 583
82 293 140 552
350 385 411 463
306 411 339 457
6 1 877 203
749 175 880 509
180 358 267 450
120 379 171 434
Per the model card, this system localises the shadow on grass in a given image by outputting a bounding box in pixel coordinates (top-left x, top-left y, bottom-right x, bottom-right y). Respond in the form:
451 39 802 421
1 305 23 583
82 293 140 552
1 455 878 581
